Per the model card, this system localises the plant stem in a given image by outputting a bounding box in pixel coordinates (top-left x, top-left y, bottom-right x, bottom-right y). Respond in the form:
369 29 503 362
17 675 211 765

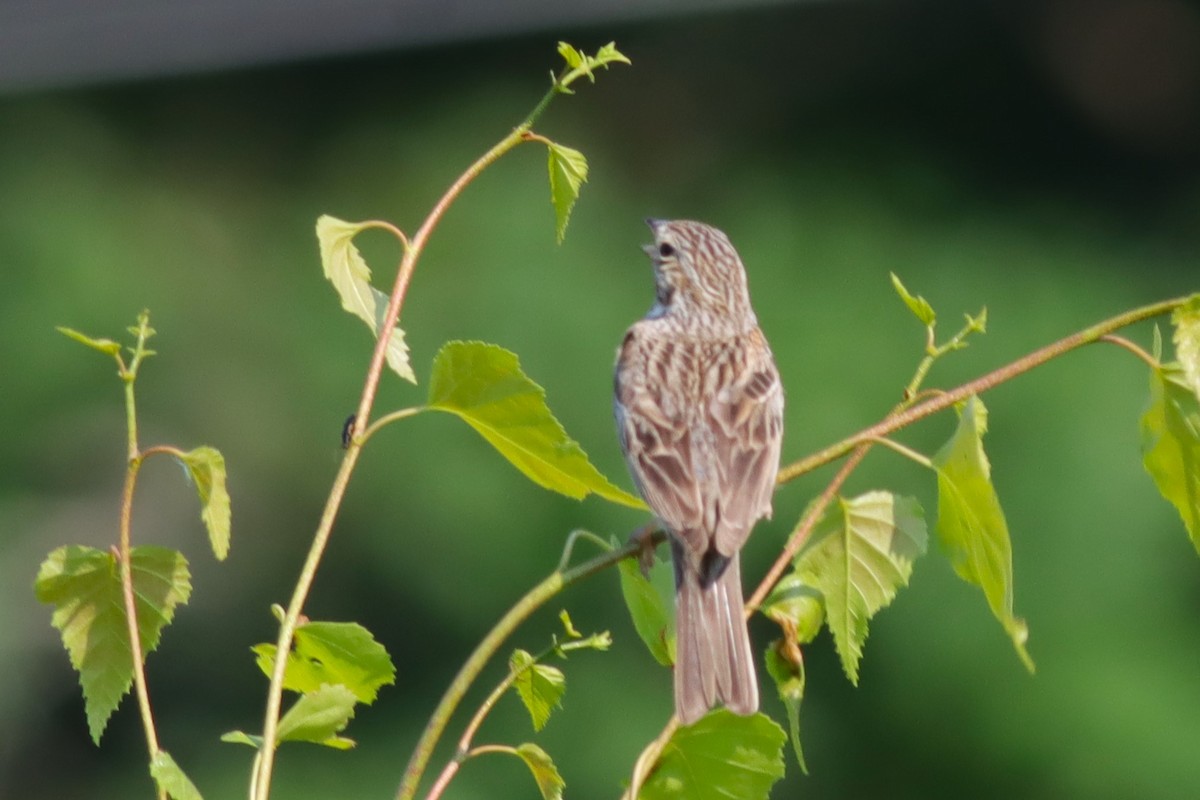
117 363 166 800
869 436 935 469
253 443 362 800
776 296 1187 485
254 67 568 800
396 537 645 800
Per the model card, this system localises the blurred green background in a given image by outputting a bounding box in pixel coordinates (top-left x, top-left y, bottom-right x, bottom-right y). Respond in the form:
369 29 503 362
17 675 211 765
3 2 1200 798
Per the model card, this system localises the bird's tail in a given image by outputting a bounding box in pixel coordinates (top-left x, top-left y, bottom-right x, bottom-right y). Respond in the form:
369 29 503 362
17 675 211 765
674 551 758 725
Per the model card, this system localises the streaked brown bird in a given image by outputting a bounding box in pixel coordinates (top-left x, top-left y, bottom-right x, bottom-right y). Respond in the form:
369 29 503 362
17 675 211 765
614 218 784 724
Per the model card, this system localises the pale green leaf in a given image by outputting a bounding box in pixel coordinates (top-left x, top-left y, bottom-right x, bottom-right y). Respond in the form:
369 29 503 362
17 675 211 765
556 41 584 70
35 545 191 743
150 751 204 800
792 491 926 684
763 642 807 775
590 42 632 69
639 710 786 800
56 326 123 356
762 573 824 646
515 743 565 800
315 215 415 383
510 649 565 732
932 395 1034 671
276 684 357 748
558 609 582 639
219 730 262 748
1172 295 1200 400
889 272 936 327
178 446 231 561
617 552 676 666
252 620 395 705
1141 364 1200 553
546 142 588 243
427 341 645 508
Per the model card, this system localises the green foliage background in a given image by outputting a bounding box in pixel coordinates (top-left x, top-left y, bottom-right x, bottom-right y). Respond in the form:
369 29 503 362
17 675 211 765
3 6 1199 798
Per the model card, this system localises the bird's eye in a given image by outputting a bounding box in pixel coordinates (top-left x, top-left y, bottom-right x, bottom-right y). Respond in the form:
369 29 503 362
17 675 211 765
658 242 676 258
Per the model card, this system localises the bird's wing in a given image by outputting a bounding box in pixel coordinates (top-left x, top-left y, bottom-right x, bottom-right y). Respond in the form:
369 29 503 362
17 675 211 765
709 331 784 556
615 329 706 550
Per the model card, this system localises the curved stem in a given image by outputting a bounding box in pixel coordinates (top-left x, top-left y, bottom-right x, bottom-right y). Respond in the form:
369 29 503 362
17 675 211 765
1098 333 1159 368
255 68 557 800
253 444 362 799
396 536 647 800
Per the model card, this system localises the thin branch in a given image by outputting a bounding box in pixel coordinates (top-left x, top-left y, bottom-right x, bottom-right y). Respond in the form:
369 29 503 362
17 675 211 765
396 534 652 800
776 296 1187 485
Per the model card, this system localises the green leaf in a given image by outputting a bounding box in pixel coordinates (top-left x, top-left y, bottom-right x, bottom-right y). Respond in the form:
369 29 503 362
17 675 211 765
558 609 582 639
639 710 786 800
426 341 645 508
150 751 204 800
792 491 927 684
546 142 588 243
762 573 825 646
252 620 396 705
763 642 807 775
276 684 357 749
932 395 1034 671
591 42 632 70
219 730 262 748
510 649 566 732
1172 294 1200 400
556 41 584 70
35 545 191 743
514 743 565 800
178 446 231 561
56 326 123 356
890 272 936 327
617 552 676 666
1141 364 1200 553
315 215 415 383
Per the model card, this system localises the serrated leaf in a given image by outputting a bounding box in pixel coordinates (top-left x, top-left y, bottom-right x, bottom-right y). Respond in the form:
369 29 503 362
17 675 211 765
590 42 632 69
617 553 676 666
1173 295 1200 400
763 642 807 775
427 341 645 508
35 545 191 743
889 272 936 327
515 743 565 800
546 142 588 243
762 573 825 645
639 710 786 800
178 446 231 561
219 730 262 748
56 326 123 356
252 620 395 704
510 649 565 732
792 491 926 684
1141 364 1200 553
276 684 357 748
316 215 415 383
932 395 1034 671
150 751 204 800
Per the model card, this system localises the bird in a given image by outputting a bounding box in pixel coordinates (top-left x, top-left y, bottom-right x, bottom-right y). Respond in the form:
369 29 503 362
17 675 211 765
614 218 784 725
